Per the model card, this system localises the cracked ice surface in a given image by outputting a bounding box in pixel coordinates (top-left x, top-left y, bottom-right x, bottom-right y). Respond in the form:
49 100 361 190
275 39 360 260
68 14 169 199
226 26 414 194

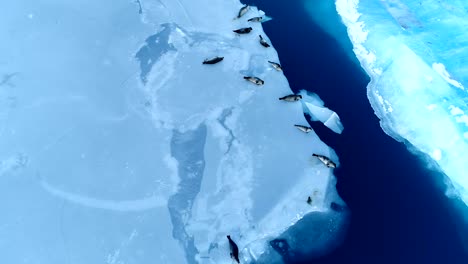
0 0 345 263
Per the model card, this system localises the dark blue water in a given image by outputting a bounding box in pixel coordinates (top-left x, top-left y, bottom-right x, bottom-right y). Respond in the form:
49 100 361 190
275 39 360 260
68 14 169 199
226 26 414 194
243 1 468 263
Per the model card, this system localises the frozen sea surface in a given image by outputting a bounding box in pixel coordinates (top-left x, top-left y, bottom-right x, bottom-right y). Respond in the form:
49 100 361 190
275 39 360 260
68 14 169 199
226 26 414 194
0 0 347 263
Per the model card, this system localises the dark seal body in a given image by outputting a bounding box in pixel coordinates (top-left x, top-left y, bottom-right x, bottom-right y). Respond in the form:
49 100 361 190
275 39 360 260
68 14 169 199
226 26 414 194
268 61 282 71
259 35 270 47
237 5 249 18
233 27 253 34
312 153 337 168
244 76 264 85
227 235 240 263
248 16 263 22
203 56 224 64
279 94 302 102
294 124 313 133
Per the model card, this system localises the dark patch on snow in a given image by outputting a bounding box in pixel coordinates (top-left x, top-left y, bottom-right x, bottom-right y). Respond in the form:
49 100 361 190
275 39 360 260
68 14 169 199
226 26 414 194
135 24 176 84
168 124 207 264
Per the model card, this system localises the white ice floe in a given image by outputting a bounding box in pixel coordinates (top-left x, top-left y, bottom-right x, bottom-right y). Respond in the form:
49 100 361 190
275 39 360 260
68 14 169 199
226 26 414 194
299 90 344 134
0 0 346 263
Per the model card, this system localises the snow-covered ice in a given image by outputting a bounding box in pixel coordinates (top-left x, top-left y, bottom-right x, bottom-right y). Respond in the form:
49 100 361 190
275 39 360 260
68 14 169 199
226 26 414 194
333 0 468 205
0 0 347 263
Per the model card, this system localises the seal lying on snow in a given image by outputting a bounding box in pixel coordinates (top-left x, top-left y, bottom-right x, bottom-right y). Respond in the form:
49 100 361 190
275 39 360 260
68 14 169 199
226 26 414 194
227 235 240 263
259 35 270 47
268 61 282 71
244 76 264 85
237 5 249 19
233 27 253 34
312 153 336 168
279 94 302 101
202 56 224 64
294 124 312 133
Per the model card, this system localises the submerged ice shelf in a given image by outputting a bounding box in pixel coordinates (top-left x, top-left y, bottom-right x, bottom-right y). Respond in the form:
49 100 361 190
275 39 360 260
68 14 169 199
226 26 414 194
0 0 346 263
335 0 468 205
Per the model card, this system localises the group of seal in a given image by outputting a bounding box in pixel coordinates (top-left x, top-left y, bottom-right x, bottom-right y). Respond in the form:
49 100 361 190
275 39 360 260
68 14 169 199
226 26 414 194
201 4 337 262
286 95 336 203
233 5 273 84
282 95 336 168
202 4 279 88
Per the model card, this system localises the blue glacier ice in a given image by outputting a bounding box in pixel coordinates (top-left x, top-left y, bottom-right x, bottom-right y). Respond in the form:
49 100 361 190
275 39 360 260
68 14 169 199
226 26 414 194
0 0 347 263
330 0 468 205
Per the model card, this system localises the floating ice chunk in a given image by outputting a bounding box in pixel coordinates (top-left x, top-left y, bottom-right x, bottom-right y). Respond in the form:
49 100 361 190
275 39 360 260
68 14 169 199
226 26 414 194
246 10 273 23
299 90 344 134
260 15 273 23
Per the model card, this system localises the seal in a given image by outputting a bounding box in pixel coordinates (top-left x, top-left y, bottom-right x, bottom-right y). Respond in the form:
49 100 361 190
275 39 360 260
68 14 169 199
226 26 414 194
248 16 273 23
233 27 253 34
268 61 282 71
244 76 264 85
294 124 312 133
202 56 224 64
312 153 336 168
248 16 263 22
237 5 249 18
227 235 240 263
279 94 302 102
259 35 270 47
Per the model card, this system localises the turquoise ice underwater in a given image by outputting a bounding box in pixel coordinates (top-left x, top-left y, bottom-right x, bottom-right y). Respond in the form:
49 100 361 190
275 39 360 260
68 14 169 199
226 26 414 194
334 0 468 204
0 0 467 264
